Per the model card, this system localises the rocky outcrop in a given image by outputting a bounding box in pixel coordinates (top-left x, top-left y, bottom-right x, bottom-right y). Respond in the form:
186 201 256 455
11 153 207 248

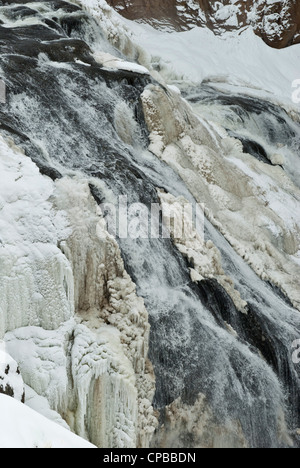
107 0 300 48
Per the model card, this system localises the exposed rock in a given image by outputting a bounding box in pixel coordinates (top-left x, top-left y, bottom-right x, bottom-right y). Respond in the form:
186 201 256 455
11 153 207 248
107 0 300 48
152 394 248 448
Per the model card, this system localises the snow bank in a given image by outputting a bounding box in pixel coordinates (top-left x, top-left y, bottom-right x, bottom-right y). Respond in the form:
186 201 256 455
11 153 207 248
0 394 95 448
79 0 300 105
25 385 71 430
126 20 300 106
93 51 149 74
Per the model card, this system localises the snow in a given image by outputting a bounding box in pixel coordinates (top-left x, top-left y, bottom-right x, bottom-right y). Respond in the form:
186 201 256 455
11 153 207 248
25 385 71 430
93 51 149 74
158 190 248 312
227 155 300 234
0 136 74 337
108 0 298 52
75 59 91 67
0 0 298 449
77 0 300 106
0 394 95 448
0 344 24 402
0 137 155 447
5 323 72 414
124 19 300 106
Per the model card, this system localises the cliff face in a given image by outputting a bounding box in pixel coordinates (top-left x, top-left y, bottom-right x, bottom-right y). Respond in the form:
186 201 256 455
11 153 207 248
107 0 300 48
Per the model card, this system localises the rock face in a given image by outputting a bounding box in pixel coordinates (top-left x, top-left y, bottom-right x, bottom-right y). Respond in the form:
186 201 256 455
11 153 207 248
107 0 300 48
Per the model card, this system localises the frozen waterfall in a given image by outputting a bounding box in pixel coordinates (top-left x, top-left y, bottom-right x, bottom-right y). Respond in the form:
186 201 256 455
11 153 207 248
0 0 299 449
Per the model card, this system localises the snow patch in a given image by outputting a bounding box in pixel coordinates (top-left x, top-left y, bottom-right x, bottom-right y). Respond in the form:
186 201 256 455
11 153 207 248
93 51 149 73
127 20 300 107
0 394 95 448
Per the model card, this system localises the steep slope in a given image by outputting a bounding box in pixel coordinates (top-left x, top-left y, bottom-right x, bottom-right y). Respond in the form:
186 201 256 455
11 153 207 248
0 394 95 448
106 0 300 48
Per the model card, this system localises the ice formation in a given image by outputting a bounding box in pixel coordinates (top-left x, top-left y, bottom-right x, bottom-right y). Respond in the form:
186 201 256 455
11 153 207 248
158 190 248 312
0 0 299 449
141 85 300 310
0 137 73 336
0 136 155 447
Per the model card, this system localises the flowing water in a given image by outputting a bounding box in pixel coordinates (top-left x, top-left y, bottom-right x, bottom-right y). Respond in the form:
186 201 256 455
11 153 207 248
0 0 300 448
183 84 300 188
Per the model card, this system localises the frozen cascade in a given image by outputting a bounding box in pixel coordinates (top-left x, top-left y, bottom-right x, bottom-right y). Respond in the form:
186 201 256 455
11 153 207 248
182 84 300 189
0 136 155 446
141 85 300 309
140 83 300 444
0 137 74 336
0 0 299 448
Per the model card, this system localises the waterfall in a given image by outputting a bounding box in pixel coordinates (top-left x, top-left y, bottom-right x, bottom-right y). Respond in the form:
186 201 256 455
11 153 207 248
0 0 299 448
